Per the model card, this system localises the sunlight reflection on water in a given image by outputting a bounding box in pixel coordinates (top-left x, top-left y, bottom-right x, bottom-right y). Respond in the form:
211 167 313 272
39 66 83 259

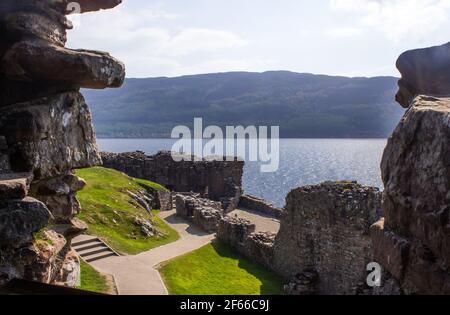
98 138 386 207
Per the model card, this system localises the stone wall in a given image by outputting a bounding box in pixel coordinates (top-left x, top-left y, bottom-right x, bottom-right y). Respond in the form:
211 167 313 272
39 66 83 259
102 151 244 212
175 194 223 233
156 191 173 211
215 182 382 295
371 95 450 295
272 181 381 295
217 216 276 272
0 0 124 287
238 195 283 218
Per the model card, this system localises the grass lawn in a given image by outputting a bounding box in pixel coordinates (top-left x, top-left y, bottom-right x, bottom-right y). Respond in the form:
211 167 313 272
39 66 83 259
159 241 283 295
75 167 179 255
77 260 110 294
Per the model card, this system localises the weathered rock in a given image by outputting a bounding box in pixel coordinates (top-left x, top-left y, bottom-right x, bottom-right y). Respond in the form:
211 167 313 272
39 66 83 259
0 177 28 200
53 249 80 287
396 43 450 107
0 137 11 173
0 228 70 284
284 269 319 296
0 79 74 108
0 0 123 288
33 174 86 196
133 217 163 238
101 151 244 211
127 190 153 213
51 218 88 240
22 229 67 284
373 95 450 295
0 197 51 248
1 41 125 89
31 174 86 223
3 11 67 46
381 96 450 264
372 271 402 295
58 0 123 14
370 219 410 281
273 181 381 295
0 0 122 16
0 92 102 179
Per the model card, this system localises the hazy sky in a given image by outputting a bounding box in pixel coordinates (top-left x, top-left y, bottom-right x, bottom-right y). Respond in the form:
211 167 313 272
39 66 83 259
67 0 450 78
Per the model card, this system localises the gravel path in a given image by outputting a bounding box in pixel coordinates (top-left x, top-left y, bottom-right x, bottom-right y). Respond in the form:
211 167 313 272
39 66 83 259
88 210 215 295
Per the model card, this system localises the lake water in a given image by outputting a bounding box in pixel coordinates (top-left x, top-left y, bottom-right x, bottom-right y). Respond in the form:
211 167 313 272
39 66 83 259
97 139 386 208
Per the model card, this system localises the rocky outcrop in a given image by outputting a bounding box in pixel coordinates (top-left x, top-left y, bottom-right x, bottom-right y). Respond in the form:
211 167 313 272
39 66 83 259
0 0 124 287
396 42 450 108
273 181 381 295
371 95 450 295
133 217 164 238
0 92 101 179
0 197 51 248
101 151 244 212
238 195 283 218
31 175 86 223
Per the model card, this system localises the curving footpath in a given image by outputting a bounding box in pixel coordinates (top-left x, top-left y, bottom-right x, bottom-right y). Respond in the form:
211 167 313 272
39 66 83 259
88 210 215 295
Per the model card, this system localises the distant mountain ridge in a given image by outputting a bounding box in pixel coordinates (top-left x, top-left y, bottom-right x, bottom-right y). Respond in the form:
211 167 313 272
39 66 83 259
82 71 405 138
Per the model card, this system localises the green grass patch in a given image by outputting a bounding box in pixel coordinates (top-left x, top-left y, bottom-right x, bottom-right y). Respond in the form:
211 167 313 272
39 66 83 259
75 167 179 255
77 260 110 294
159 241 283 295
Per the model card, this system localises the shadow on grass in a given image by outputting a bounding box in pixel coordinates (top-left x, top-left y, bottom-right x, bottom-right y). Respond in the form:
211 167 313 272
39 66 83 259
211 240 283 295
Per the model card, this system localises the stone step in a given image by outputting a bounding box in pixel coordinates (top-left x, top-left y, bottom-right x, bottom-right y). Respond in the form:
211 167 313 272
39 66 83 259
78 247 112 258
85 252 118 263
72 236 99 247
72 234 119 263
73 241 105 252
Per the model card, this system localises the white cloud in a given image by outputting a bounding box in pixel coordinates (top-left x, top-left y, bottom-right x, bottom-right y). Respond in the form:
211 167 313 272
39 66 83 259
326 27 363 38
163 28 247 57
330 0 450 42
67 6 248 77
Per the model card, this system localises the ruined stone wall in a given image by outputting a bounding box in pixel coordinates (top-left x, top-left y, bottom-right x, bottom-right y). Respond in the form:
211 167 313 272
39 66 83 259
175 194 223 233
0 0 124 286
238 195 283 218
215 182 382 295
217 216 276 272
371 96 450 295
272 181 381 295
102 151 244 211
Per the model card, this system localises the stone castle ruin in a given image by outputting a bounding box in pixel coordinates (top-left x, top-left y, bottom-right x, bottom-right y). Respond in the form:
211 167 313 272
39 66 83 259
101 151 244 212
0 0 448 296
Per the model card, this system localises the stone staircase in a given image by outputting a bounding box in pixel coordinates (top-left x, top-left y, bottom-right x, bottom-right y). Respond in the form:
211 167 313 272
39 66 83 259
72 235 119 263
